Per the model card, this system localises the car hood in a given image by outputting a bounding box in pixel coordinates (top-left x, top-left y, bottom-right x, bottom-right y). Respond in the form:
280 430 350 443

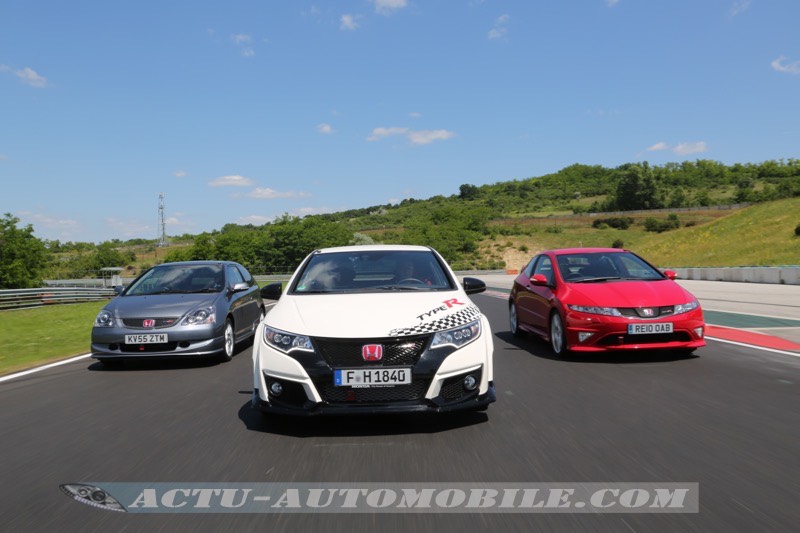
564 280 696 308
106 293 219 317
266 292 481 338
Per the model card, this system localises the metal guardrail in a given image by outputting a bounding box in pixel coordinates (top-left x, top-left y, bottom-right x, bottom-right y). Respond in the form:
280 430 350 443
0 287 116 310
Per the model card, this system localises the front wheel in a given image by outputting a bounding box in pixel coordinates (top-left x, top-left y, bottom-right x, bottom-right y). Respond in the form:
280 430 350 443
219 319 235 362
509 302 525 338
550 312 569 357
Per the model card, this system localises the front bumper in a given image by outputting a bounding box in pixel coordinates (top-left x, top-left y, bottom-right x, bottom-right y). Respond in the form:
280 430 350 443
252 382 496 416
90 324 225 359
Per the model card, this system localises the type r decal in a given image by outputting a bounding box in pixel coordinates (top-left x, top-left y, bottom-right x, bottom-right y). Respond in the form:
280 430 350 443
389 305 481 337
415 299 465 321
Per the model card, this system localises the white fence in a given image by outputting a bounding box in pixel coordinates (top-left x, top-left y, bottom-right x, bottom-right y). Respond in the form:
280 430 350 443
0 287 116 310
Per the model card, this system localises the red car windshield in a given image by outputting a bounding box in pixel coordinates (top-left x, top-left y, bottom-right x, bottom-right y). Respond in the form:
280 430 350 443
556 252 665 282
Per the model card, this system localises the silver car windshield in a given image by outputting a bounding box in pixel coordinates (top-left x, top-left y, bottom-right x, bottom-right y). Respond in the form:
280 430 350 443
292 251 455 294
126 264 225 295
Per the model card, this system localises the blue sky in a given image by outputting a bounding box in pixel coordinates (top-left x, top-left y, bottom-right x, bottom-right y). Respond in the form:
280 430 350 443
2 0 798 243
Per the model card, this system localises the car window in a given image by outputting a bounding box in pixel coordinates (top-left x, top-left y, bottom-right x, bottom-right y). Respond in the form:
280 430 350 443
292 250 455 293
533 255 554 285
226 265 245 286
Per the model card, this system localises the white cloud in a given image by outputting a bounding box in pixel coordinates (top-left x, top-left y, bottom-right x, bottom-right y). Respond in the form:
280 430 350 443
367 127 456 145
340 14 360 31
488 14 510 40
647 142 670 151
367 127 410 141
409 112 422 119
771 56 800 75
730 0 751 17
372 0 407 15
0 154 8 161
237 215 274 225
16 67 47 88
209 175 254 187
0 64 10 72
231 34 255 56
606 0 620 7
673 141 708 155
408 129 456 145
173 170 187 178
316 123 334 134
645 141 708 155
248 187 309 199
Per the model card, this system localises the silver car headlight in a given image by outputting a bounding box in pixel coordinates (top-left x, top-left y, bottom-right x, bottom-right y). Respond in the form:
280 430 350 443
94 310 115 327
182 306 216 326
264 326 314 354
568 305 623 317
430 319 481 350
674 300 700 315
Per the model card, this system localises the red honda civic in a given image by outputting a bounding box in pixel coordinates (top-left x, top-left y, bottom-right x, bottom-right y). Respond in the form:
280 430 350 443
509 248 706 356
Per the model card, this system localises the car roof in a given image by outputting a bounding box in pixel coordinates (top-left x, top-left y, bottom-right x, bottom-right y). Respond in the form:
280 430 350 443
313 244 434 254
547 248 627 255
155 260 236 267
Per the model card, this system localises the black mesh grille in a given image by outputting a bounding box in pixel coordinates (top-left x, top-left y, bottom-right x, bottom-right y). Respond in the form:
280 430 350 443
317 379 429 403
121 317 179 329
314 335 429 367
618 307 675 318
440 369 482 401
265 376 309 408
119 342 178 353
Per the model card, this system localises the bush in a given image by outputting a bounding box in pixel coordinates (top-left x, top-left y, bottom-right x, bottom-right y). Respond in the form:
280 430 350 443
592 217 633 230
644 215 681 233
612 239 624 249
795 224 800 237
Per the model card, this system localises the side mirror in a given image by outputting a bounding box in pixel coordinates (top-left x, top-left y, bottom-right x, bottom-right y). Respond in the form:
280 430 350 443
530 274 549 286
663 269 677 280
230 282 250 293
113 286 125 296
260 282 283 300
462 277 486 295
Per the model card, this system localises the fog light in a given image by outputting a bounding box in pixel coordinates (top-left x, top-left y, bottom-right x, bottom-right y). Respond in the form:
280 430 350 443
463 375 478 391
694 327 704 339
578 332 594 343
269 381 283 396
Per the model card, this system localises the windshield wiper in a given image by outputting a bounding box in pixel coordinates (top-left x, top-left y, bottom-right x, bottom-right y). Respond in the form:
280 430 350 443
371 285 429 291
573 277 621 283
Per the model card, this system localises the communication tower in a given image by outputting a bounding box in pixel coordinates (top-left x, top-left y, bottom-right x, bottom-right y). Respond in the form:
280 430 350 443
158 193 168 247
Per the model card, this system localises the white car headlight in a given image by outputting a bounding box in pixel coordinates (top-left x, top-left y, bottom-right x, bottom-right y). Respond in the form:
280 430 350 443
264 326 314 354
94 310 115 327
568 305 623 317
430 319 481 350
674 300 700 315
182 306 216 326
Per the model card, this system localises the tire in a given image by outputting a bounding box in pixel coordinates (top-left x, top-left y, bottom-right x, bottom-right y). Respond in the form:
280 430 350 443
509 302 525 338
550 311 568 357
219 319 235 362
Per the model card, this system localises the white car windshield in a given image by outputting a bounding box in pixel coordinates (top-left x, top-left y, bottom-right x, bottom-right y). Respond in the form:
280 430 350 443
292 250 455 293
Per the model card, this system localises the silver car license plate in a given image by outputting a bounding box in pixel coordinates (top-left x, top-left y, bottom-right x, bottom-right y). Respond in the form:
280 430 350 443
334 367 411 387
125 333 168 344
627 323 673 335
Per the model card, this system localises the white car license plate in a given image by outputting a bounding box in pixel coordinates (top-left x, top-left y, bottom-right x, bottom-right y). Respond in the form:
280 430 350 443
125 333 168 344
334 367 411 387
628 323 673 335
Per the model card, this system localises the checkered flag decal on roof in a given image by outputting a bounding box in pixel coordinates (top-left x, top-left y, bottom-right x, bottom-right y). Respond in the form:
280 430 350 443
388 305 482 337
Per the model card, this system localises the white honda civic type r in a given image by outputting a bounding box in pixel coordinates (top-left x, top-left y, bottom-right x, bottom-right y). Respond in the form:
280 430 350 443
252 245 496 416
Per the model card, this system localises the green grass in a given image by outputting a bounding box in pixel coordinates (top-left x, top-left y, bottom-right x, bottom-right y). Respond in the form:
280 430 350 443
0 301 106 376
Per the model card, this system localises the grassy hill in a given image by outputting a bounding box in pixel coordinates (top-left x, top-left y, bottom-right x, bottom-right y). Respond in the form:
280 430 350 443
483 198 800 270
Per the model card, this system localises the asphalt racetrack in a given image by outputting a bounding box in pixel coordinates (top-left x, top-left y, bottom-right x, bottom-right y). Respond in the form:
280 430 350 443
1 292 799 532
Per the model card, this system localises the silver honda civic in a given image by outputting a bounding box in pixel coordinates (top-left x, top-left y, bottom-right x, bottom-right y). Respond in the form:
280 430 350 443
91 261 264 367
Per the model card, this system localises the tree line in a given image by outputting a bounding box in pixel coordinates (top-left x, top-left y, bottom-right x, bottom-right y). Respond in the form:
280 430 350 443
2 159 799 288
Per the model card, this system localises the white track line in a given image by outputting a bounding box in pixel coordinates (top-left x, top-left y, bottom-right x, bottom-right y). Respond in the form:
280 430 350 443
0 354 92 383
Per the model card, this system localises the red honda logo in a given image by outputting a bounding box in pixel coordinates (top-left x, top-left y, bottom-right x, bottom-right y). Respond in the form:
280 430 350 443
362 344 383 361
142 319 155 328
